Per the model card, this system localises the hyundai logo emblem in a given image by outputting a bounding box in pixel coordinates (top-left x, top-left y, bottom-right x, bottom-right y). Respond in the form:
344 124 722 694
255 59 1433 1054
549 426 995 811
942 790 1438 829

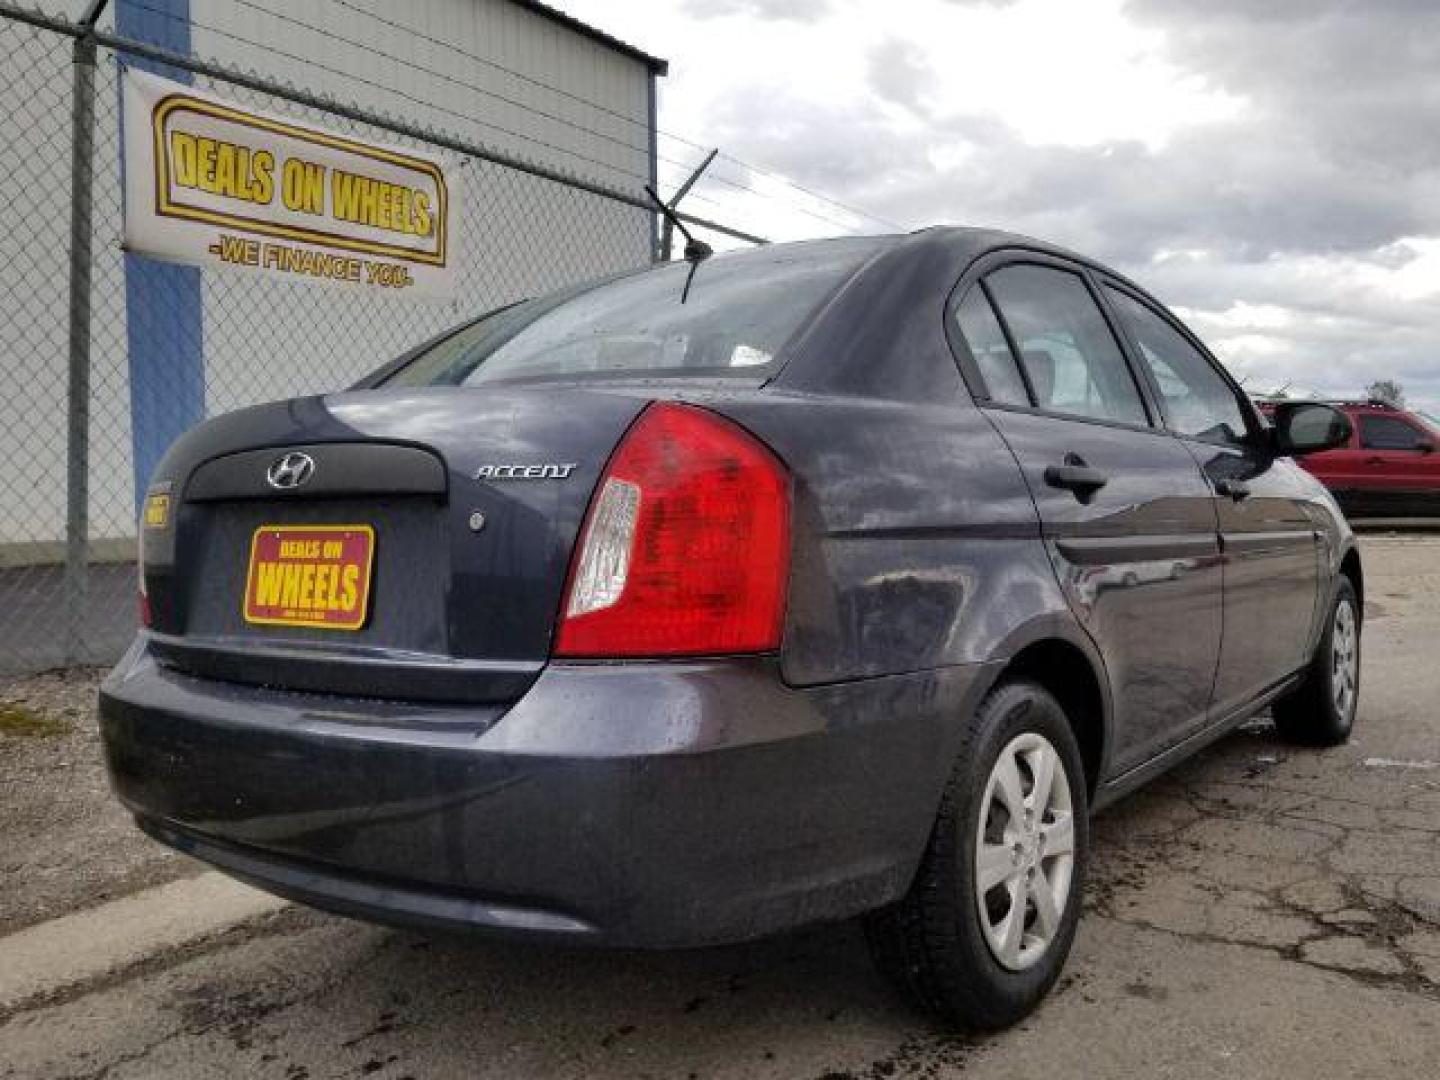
266 451 316 490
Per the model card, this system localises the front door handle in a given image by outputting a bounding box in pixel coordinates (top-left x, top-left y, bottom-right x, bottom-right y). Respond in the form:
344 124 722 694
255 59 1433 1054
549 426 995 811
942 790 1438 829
1216 479 1251 501
1044 457 1109 501
1364 455 1386 466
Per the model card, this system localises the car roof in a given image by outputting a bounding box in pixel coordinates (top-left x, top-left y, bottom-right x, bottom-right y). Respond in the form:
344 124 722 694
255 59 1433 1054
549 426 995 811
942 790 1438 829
715 226 1105 269
731 225 1161 302
688 226 1197 404
769 225 1147 402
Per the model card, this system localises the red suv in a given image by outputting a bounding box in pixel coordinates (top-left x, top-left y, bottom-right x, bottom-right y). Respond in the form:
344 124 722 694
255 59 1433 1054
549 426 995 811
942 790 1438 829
1260 400 1440 517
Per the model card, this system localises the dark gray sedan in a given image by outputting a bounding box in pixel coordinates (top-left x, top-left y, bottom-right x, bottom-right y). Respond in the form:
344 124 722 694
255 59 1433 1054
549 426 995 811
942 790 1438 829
100 228 1361 1030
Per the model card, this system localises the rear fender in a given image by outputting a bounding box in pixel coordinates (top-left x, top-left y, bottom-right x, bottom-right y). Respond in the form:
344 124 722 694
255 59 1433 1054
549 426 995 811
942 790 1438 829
704 394 1054 685
974 613 1117 793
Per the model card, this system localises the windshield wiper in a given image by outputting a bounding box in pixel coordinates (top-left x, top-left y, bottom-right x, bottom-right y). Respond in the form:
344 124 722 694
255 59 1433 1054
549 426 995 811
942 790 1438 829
644 185 712 304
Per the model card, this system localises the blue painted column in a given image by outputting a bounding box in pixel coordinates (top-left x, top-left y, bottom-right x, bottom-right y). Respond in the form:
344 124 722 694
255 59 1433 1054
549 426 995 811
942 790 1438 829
117 0 203 506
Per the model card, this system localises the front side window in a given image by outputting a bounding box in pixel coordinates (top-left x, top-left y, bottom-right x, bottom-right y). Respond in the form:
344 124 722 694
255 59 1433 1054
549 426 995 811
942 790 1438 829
985 265 1148 426
1359 414 1429 451
1105 287 1249 446
384 240 880 388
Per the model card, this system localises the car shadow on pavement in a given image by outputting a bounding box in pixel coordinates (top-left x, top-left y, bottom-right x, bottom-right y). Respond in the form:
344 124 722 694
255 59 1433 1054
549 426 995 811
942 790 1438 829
176 908 983 1080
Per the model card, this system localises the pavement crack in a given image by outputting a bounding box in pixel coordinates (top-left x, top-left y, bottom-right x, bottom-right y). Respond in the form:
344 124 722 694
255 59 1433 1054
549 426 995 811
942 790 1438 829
1097 911 1440 1003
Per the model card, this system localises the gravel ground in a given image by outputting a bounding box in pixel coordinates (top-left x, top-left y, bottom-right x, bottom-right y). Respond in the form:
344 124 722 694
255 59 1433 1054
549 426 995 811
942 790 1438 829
1 536 1437 1078
0 667 192 935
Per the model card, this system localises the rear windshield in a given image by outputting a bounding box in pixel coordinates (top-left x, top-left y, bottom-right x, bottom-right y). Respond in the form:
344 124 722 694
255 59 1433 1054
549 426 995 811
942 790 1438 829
383 239 881 388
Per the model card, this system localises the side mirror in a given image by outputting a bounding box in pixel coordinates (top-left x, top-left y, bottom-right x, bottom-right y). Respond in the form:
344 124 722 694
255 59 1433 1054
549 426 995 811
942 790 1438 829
1419 439 1436 455
1271 402 1352 456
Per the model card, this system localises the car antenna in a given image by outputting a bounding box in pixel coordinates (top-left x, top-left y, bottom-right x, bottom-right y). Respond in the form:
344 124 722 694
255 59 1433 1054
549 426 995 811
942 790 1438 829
644 185 712 304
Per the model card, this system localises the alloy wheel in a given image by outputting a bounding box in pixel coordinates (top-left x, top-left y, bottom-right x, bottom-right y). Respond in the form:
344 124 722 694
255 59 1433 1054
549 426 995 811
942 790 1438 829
974 732 1076 972
1332 598 1359 721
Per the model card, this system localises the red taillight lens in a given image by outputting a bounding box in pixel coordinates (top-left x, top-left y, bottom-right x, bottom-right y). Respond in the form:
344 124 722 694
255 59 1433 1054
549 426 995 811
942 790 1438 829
555 402 790 658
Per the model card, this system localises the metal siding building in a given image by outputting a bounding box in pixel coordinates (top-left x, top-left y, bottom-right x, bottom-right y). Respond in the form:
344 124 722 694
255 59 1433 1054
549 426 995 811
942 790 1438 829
187 0 661 193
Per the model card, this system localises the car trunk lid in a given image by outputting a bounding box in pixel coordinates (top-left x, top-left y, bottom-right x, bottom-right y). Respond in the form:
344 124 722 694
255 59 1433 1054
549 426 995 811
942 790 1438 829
142 386 648 703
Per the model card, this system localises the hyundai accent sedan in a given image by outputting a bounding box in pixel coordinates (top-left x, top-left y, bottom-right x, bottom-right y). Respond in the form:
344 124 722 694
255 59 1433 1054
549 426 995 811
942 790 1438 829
100 228 1362 1030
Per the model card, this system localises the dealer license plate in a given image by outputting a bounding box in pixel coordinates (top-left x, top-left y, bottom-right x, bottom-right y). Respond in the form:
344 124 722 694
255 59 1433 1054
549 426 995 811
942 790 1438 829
242 524 374 630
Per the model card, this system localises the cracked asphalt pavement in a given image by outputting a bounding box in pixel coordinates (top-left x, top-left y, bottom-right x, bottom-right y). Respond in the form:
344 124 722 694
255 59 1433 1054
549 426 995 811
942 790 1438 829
2 534 1437 1078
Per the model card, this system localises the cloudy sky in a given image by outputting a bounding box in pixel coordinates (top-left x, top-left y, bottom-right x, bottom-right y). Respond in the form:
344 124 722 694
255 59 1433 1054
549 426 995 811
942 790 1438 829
561 0 1440 412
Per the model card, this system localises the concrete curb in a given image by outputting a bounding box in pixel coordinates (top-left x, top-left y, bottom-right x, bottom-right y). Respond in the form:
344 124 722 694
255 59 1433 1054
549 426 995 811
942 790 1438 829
0 871 288 1011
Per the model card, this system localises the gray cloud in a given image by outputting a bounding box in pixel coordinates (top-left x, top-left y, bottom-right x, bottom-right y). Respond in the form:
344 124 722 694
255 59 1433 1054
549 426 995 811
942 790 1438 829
1126 0 1440 171
867 37 936 112
1115 0 1440 400
708 89 1440 263
694 2 1440 404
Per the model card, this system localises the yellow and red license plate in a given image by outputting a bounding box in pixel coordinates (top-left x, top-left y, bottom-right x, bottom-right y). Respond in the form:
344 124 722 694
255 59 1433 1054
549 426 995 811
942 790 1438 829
243 525 375 631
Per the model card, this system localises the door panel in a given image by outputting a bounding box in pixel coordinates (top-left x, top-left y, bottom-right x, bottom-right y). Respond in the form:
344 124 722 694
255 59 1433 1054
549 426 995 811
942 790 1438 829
954 263 1223 778
1099 281 1320 721
1186 446 1321 716
988 409 1223 775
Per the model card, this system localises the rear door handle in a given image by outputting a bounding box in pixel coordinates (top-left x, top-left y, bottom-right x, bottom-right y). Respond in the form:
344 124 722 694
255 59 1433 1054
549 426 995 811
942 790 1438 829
1216 479 1251 501
1364 455 1386 466
1044 459 1109 501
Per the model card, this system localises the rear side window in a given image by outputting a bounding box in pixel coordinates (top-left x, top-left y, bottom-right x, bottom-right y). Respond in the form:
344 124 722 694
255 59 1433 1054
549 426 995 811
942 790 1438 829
1105 287 1248 446
985 265 1148 426
1359 414 1428 450
952 286 1030 406
383 241 878 388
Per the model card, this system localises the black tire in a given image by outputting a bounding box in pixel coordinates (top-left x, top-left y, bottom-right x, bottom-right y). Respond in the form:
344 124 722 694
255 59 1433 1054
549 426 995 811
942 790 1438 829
865 680 1089 1031
1272 576 1361 747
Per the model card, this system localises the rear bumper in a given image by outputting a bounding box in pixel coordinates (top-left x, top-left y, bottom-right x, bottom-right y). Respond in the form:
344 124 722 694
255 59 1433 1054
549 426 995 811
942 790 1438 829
99 640 991 947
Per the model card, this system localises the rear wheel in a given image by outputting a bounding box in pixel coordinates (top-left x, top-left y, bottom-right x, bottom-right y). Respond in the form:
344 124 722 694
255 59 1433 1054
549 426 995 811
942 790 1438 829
865 680 1088 1031
1272 576 1361 746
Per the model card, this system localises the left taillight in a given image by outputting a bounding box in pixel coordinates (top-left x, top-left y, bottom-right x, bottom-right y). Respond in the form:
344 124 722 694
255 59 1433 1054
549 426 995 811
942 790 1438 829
554 401 791 658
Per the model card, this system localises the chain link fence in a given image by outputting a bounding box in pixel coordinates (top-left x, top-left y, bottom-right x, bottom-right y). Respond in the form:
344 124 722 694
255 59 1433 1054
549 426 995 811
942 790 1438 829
0 3 760 675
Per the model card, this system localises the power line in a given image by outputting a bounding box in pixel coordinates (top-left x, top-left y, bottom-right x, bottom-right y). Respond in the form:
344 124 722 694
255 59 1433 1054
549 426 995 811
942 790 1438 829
713 150 906 232
230 0 870 232
325 0 903 232
122 6 727 225
682 161 900 234
224 0 650 159
121 0 652 186
124 0 903 236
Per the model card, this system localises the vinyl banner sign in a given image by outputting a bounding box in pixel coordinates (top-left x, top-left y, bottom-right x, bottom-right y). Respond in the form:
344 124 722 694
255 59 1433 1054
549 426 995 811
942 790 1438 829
123 69 457 297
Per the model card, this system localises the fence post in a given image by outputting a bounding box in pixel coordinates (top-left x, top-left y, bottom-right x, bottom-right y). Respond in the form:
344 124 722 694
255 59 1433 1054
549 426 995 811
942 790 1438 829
63 2 106 664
